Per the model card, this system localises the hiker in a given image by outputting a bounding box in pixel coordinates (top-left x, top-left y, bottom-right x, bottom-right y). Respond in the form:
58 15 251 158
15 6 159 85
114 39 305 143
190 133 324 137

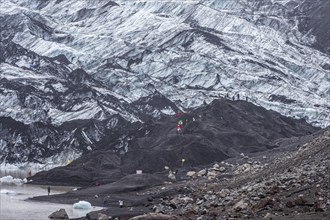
67 159 71 165
237 93 239 100
232 95 235 101
176 112 181 117
226 93 229 98
28 170 32 177
246 96 248 102
176 124 182 135
48 186 50 196
181 158 186 166
119 200 124 208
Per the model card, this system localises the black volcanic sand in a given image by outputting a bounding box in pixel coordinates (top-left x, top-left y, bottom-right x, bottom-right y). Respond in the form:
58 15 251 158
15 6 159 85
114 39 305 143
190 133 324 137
29 131 327 220
30 173 191 219
29 99 318 187
28 99 321 219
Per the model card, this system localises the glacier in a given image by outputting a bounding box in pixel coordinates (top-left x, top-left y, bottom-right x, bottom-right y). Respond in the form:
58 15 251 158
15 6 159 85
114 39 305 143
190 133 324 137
0 0 329 166
1 0 329 127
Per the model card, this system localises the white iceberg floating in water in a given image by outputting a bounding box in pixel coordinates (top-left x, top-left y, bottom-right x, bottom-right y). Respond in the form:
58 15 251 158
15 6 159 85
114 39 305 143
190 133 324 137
73 201 92 209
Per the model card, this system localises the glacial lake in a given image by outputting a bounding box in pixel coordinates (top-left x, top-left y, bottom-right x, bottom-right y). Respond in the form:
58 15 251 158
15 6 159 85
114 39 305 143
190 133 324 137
0 171 102 220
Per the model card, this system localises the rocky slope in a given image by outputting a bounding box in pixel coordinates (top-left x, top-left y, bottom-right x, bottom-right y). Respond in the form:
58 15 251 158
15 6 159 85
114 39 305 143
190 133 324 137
1 0 329 166
29 98 318 186
31 123 329 220
147 127 330 220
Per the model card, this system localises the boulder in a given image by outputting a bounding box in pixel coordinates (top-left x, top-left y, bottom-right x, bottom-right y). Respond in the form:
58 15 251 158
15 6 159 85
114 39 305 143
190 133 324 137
197 169 207 176
207 171 217 177
218 189 230 198
186 171 196 177
48 209 69 219
153 204 166 213
255 197 274 210
98 213 108 220
129 213 177 220
170 198 181 207
219 167 226 172
294 196 313 207
181 196 194 204
264 213 275 219
233 199 248 211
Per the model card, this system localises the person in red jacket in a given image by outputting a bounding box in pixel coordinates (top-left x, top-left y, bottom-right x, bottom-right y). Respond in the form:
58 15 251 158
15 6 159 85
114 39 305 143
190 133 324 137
176 124 182 135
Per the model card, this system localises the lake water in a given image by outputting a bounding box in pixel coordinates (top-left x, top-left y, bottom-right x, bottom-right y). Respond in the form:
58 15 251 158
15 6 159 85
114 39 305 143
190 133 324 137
0 171 102 220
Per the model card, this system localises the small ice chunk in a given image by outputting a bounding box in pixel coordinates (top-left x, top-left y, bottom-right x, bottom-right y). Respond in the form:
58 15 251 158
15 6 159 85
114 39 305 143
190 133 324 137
0 189 16 195
73 201 92 209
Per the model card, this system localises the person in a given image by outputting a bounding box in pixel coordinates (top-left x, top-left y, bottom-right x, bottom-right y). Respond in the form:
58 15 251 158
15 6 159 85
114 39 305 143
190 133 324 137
48 186 50 196
232 95 235 101
176 124 182 135
181 158 186 166
67 159 71 165
28 170 32 177
237 93 239 100
176 112 181 117
119 200 124 208
246 96 248 102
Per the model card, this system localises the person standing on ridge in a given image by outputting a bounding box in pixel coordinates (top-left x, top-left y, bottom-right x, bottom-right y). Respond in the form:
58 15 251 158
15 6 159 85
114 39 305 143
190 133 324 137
237 93 239 100
48 186 51 196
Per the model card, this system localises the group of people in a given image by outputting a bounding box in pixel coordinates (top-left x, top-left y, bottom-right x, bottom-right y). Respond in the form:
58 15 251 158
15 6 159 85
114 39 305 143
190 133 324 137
176 119 183 135
176 112 188 135
225 92 248 102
